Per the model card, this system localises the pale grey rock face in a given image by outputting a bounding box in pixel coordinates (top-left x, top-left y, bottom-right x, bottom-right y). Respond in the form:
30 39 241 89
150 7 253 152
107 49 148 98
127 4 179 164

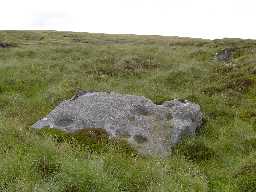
32 92 202 156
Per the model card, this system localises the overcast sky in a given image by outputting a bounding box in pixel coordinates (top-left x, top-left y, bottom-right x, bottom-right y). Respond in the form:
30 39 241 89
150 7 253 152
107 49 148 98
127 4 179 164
0 0 255 39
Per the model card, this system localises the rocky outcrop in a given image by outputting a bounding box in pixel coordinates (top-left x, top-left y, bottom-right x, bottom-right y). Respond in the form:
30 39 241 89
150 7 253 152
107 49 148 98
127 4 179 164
215 48 236 62
0 42 13 48
32 92 203 156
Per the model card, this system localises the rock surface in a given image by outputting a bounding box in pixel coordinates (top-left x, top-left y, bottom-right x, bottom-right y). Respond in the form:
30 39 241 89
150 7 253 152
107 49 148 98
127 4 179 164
0 42 13 48
215 48 235 62
32 92 203 156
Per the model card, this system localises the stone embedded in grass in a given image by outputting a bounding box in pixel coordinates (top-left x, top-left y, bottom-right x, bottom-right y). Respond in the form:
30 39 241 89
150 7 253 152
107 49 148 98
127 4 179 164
32 92 203 156
0 42 13 48
215 48 234 62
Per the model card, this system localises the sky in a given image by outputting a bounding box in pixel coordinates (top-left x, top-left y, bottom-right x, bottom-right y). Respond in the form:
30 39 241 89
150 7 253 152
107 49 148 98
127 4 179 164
0 0 255 39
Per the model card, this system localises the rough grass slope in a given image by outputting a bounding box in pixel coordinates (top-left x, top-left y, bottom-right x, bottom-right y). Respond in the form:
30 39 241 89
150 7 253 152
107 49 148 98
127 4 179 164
0 31 256 191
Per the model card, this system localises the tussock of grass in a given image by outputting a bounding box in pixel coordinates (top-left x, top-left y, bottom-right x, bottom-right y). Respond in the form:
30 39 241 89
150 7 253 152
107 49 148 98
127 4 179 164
175 140 217 163
234 162 256 192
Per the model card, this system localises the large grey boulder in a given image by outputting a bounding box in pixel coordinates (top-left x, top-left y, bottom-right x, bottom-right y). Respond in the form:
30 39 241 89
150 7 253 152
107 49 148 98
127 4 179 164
32 92 202 156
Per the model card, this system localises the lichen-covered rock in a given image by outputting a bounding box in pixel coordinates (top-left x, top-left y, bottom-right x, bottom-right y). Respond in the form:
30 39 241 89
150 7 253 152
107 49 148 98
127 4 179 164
32 92 203 156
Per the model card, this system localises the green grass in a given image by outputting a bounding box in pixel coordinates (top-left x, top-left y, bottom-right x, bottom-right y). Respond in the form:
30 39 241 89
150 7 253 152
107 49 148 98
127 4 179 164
0 30 256 191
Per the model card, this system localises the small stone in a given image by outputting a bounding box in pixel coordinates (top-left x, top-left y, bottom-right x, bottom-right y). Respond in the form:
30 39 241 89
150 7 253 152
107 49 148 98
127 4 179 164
0 42 13 48
216 48 234 62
